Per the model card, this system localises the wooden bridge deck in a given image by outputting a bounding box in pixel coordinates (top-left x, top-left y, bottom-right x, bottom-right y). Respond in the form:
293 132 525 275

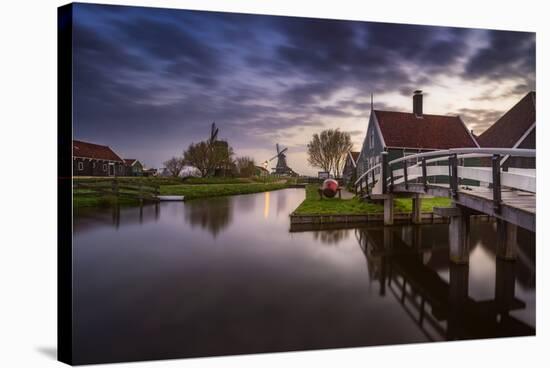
390 183 535 232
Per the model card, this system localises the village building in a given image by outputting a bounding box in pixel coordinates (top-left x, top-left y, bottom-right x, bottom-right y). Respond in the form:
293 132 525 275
73 140 125 176
124 159 144 176
356 90 479 181
477 91 535 169
342 151 360 186
255 165 270 177
142 168 158 177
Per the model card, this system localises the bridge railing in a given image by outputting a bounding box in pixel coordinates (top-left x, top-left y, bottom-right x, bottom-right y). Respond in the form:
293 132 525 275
354 162 382 197
383 148 535 213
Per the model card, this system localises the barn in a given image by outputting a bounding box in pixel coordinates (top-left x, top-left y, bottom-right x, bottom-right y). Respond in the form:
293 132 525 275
124 159 144 176
356 90 479 182
477 91 535 169
73 140 125 177
342 151 360 186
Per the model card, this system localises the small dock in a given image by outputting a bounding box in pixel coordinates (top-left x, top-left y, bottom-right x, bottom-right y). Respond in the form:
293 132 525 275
157 195 185 201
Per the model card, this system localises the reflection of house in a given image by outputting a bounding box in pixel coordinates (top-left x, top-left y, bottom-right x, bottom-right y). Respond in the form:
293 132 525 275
342 151 359 186
124 159 144 176
356 91 478 179
477 91 535 169
73 140 125 177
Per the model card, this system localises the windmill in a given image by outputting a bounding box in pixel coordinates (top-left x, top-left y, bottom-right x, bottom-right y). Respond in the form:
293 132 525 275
208 122 219 144
206 121 229 176
267 143 295 176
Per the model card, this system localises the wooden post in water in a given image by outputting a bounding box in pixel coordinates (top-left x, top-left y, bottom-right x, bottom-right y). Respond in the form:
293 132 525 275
435 206 470 263
412 194 422 224
496 219 517 260
384 196 394 226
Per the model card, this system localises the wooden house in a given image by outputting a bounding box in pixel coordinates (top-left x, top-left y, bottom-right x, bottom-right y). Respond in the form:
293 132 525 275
124 159 144 176
356 90 479 181
342 151 360 186
73 140 125 177
477 91 535 169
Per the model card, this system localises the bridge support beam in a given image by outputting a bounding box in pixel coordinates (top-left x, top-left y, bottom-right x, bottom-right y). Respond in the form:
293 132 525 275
434 206 470 264
496 219 518 260
412 195 422 224
384 196 394 226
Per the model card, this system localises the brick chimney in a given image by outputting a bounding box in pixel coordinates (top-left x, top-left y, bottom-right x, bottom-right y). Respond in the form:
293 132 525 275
413 90 423 117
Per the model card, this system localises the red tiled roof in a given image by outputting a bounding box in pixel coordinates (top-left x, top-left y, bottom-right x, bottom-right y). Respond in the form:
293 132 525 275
477 92 536 148
374 110 477 149
124 159 138 166
73 140 124 162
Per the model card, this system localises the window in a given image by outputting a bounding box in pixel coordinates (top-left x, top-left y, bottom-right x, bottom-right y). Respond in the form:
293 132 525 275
78 162 83 171
103 164 107 171
369 131 375 149
92 162 96 169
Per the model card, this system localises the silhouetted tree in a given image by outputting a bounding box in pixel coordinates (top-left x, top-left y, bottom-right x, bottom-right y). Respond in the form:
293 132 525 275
307 129 353 177
163 156 185 177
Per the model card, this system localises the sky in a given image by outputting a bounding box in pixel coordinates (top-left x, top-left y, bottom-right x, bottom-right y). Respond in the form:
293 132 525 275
72 3 535 176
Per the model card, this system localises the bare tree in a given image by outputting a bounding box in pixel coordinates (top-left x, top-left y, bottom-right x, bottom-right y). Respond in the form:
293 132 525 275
235 156 256 177
183 141 212 177
163 156 186 177
307 129 353 177
183 140 235 177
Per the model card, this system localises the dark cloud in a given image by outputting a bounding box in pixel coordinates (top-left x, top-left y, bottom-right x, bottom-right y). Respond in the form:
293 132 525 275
71 3 536 171
464 31 535 82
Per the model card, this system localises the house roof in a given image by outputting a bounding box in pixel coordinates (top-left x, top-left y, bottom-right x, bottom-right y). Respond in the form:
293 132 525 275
374 110 478 150
347 151 360 167
73 140 124 162
124 159 141 166
477 92 536 148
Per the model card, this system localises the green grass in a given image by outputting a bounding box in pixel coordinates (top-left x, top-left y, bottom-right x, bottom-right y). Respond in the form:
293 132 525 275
159 182 290 200
292 185 452 215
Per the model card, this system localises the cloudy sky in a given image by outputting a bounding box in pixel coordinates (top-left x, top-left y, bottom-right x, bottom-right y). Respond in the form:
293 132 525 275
72 3 535 175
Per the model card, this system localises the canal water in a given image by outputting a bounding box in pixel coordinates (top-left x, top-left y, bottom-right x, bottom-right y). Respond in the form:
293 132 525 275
72 188 535 364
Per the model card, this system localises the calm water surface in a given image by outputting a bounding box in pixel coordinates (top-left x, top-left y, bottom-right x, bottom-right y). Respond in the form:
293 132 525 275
73 189 535 364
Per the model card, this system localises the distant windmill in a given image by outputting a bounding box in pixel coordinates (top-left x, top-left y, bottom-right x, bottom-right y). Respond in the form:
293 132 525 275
208 122 219 144
268 143 295 176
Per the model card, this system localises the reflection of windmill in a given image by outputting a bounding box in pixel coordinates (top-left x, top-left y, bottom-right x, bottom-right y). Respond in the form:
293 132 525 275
268 143 296 176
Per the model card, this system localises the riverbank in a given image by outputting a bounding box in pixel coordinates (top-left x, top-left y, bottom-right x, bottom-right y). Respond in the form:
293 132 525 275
291 184 452 220
73 176 293 208
159 182 290 200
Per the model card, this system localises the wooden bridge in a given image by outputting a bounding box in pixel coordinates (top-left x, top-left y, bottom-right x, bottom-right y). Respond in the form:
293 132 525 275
354 148 535 263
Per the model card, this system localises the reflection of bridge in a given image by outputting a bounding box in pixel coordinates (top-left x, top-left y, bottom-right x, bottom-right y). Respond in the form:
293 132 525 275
355 226 535 341
355 148 535 263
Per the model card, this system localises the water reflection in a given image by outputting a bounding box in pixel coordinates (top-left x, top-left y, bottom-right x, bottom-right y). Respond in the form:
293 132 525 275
312 229 350 245
355 225 535 340
184 196 233 237
72 190 535 364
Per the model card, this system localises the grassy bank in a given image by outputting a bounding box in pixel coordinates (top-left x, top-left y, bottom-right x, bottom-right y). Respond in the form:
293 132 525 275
159 182 290 200
293 185 452 215
73 176 293 208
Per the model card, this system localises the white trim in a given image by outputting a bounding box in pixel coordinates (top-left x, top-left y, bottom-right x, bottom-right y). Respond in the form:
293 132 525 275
501 121 536 165
372 111 386 148
347 151 357 168
73 156 123 164
458 115 480 148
